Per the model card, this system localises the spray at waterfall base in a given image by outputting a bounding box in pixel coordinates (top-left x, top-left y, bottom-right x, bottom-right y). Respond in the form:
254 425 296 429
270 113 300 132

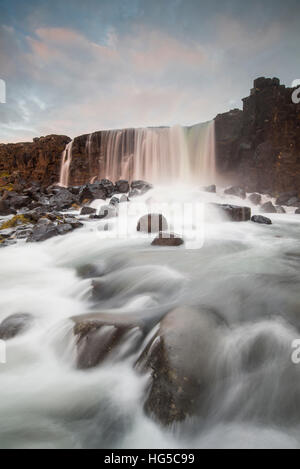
88 200 205 248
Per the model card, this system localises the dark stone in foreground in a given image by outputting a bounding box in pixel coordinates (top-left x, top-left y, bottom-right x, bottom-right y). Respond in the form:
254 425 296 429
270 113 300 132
137 213 168 233
296 209 300 214
136 307 226 426
214 204 251 222
0 313 33 340
72 313 144 369
151 232 184 247
251 215 272 225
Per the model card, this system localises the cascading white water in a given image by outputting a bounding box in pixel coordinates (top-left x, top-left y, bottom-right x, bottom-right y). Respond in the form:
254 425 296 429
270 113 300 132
59 140 74 187
58 121 216 186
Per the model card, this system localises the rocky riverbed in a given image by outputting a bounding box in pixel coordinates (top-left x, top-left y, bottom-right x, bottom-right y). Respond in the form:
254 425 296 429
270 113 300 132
1 178 300 449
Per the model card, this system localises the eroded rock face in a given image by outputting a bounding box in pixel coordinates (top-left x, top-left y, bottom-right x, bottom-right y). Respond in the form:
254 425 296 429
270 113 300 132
215 77 300 194
0 135 71 186
136 307 226 426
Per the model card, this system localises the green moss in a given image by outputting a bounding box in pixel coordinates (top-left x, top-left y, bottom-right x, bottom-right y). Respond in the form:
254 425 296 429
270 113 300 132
0 215 32 230
0 183 14 192
0 172 11 178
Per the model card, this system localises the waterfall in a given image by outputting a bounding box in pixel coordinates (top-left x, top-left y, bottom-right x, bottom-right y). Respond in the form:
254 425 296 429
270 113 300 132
59 121 216 186
59 140 74 187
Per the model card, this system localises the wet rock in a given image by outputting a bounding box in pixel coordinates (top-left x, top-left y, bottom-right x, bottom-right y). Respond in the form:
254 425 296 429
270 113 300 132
137 213 168 233
131 180 153 194
97 179 114 197
56 223 73 235
98 205 118 219
27 222 58 242
109 196 120 206
80 206 97 216
276 206 286 214
248 193 262 205
275 192 298 206
128 189 141 198
251 215 272 225
0 200 17 216
77 263 105 279
0 214 33 230
214 204 251 221
287 197 300 207
115 180 130 194
63 217 83 229
296 209 300 214
224 186 246 199
79 184 106 203
9 195 31 209
72 313 144 369
15 228 33 239
261 201 277 214
0 313 33 340
151 232 184 247
203 184 216 193
136 307 226 426
49 187 76 210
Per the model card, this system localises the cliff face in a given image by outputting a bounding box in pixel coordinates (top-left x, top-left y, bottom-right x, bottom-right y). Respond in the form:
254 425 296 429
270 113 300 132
0 135 71 186
215 77 300 193
0 77 299 193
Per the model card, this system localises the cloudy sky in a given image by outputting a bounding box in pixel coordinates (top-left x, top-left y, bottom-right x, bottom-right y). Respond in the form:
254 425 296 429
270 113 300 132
0 0 299 142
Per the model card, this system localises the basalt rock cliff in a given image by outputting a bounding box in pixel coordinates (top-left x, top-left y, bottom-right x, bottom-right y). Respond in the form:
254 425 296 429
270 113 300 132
0 77 300 194
215 77 300 193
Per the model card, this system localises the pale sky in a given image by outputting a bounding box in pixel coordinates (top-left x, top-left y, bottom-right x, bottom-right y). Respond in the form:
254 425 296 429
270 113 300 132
0 0 299 143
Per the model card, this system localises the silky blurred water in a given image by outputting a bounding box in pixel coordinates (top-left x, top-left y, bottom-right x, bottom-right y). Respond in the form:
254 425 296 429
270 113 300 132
0 186 300 449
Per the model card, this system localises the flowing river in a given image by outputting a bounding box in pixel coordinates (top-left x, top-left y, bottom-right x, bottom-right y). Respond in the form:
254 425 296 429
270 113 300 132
1 186 300 449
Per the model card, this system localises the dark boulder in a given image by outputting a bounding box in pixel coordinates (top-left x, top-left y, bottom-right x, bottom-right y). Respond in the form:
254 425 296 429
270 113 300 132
275 192 298 206
224 186 246 199
248 193 262 205
0 313 33 340
296 209 300 214
79 183 106 203
128 189 141 198
251 215 272 225
72 313 144 369
214 204 251 221
80 206 97 216
115 180 130 194
97 179 114 197
131 180 153 194
137 213 168 233
261 201 277 214
276 206 286 214
0 200 17 216
203 184 216 193
151 232 184 247
49 188 76 210
136 307 226 426
9 195 31 210
287 197 300 207
27 221 59 242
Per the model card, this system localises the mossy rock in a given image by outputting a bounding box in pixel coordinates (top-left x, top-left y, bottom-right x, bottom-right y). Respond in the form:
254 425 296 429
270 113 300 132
0 183 14 192
0 214 33 230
